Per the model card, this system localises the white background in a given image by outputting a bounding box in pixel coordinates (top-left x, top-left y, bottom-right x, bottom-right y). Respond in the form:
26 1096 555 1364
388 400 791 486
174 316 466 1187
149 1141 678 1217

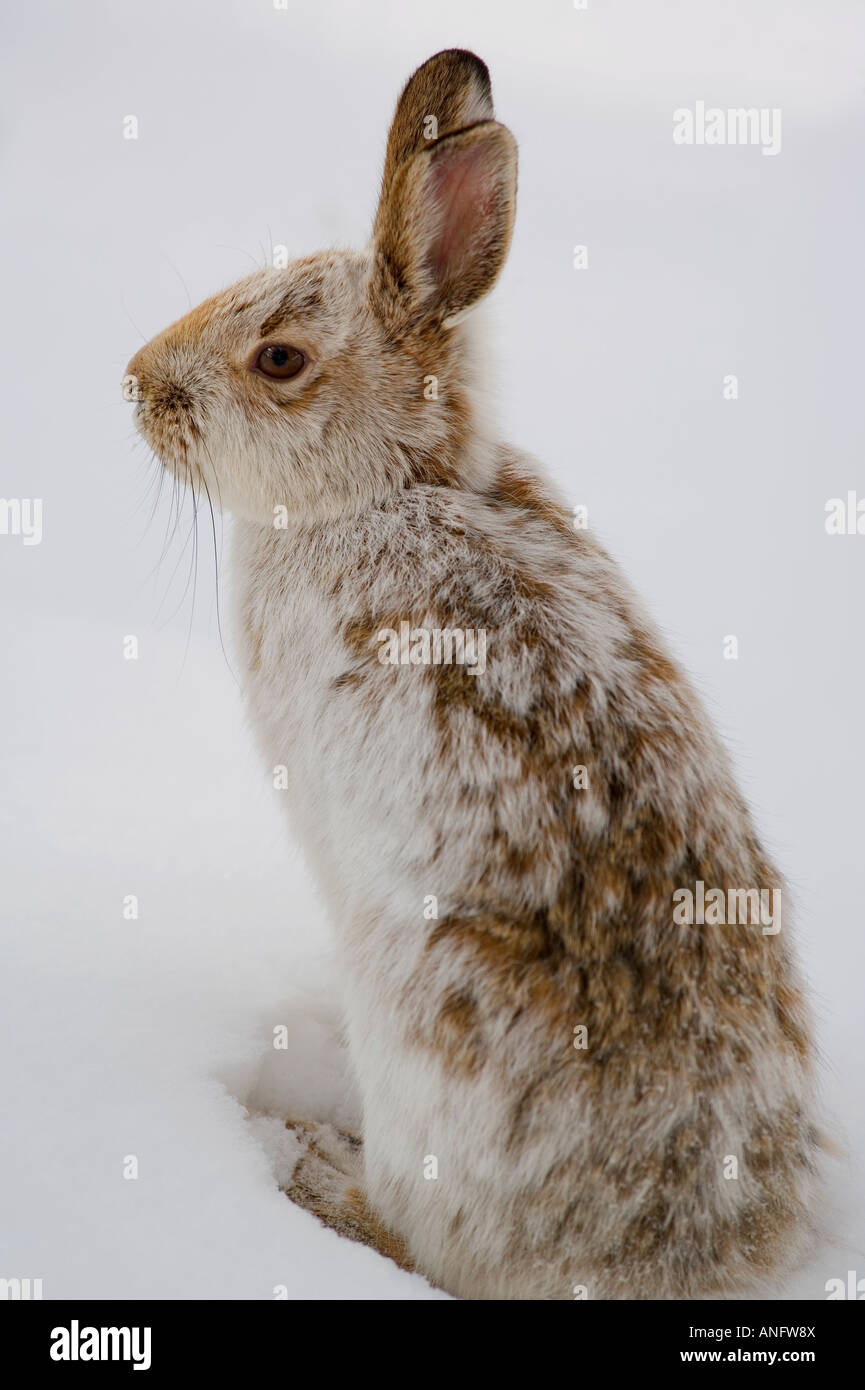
1 0 863 1299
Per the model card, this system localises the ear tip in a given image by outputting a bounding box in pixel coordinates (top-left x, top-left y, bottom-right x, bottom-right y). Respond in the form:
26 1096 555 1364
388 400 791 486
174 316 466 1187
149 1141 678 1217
439 48 492 87
410 48 492 101
421 48 490 78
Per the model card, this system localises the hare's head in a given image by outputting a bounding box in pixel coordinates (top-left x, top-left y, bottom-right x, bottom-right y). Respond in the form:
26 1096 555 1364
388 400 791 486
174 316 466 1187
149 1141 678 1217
125 50 517 524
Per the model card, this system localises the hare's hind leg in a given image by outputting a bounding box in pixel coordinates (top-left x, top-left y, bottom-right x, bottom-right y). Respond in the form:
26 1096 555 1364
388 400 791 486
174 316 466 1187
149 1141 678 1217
283 1118 414 1273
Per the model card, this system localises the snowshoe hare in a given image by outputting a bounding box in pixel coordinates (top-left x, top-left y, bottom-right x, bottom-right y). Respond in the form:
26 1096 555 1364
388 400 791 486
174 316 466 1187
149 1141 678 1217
126 49 821 1299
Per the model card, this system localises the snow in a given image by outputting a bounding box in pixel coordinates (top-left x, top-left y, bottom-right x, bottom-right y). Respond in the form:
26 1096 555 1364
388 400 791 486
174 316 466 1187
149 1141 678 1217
1 0 863 1299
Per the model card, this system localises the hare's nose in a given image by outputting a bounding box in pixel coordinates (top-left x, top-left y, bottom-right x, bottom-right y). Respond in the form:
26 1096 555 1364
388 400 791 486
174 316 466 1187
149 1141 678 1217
123 349 146 402
122 372 144 402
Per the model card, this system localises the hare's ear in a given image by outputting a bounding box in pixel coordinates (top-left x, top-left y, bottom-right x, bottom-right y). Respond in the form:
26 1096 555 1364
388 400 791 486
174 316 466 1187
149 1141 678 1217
375 49 494 227
370 120 517 334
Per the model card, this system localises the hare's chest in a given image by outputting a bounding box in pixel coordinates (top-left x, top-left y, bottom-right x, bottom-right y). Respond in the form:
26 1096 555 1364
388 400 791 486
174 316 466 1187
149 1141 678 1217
237 555 347 786
233 530 442 930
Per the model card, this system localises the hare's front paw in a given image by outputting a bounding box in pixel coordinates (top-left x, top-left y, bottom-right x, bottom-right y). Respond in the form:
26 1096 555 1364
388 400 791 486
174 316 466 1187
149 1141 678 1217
282 1118 413 1272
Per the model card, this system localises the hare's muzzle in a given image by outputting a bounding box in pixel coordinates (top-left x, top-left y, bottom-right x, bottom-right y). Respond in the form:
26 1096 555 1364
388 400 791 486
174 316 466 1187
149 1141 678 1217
122 338 206 481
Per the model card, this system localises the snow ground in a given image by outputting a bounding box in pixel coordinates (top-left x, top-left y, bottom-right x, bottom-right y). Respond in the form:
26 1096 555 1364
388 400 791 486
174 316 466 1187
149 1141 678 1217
1 0 863 1299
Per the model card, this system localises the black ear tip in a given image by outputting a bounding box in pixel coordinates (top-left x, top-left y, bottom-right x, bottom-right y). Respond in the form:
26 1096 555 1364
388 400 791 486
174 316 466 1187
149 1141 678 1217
443 48 491 84
418 48 491 97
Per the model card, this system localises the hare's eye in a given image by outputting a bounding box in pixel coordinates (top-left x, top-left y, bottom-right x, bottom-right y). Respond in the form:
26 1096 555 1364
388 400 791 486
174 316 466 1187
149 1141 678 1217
255 345 306 379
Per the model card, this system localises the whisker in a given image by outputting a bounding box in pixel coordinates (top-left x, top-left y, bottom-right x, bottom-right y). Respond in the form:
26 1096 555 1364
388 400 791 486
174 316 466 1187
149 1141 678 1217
178 474 200 675
127 414 235 686
122 305 149 345
129 445 170 535
217 243 267 272
201 459 239 686
135 476 172 564
155 477 197 622
160 251 193 311
161 462 186 562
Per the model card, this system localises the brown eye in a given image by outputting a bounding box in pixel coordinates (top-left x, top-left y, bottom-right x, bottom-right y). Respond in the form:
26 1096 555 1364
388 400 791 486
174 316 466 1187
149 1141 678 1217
255 344 306 379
